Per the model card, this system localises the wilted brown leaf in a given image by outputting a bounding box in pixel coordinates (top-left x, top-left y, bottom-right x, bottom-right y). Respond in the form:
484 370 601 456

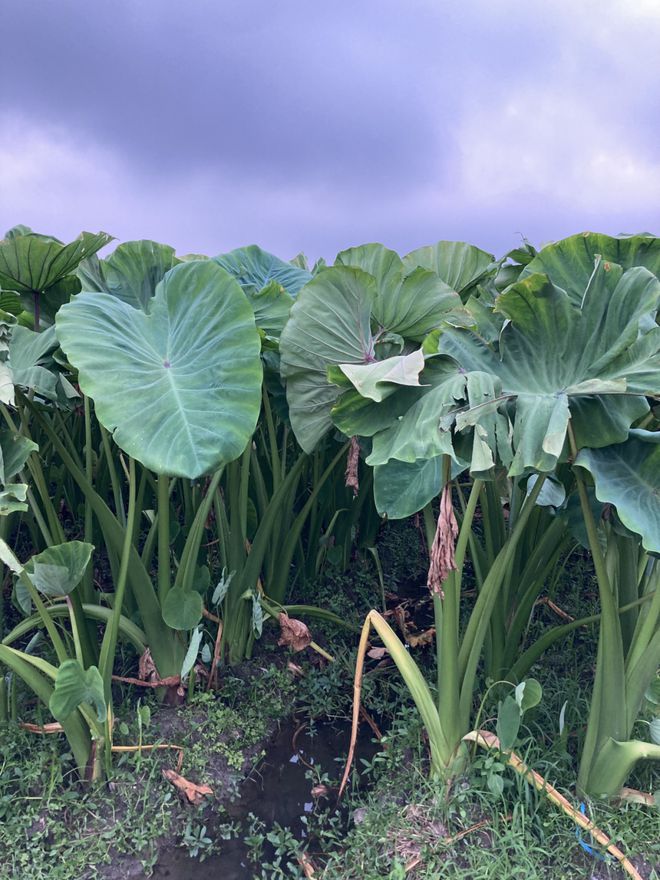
138 648 158 683
367 646 388 660
297 851 317 878
427 483 458 596
345 435 360 496
407 628 436 648
162 769 213 805
278 613 312 652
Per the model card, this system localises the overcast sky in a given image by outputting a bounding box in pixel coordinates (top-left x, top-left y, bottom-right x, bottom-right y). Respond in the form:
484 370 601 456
1 0 659 262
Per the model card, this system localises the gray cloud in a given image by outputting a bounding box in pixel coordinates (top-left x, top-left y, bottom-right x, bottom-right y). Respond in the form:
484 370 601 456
1 0 659 260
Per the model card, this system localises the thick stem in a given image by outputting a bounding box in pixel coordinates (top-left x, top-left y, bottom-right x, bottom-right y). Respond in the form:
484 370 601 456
157 473 171 605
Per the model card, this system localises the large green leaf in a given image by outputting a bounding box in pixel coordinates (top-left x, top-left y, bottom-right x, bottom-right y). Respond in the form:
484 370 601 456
214 244 311 296
280 245 466 452
56 261 263 478
520 232 660 305
373 455 466 519
575 430 660 553
439 260 660 475
280 267 377 452
84 240 180 311
49 659 106 723
0 231 112 318
402 241 496 300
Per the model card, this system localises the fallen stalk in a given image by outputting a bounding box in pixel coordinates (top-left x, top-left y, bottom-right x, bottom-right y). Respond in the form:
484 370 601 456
462 730 643 880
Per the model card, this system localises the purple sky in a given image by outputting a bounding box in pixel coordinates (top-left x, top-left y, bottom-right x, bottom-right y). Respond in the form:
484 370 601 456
1 0 659 262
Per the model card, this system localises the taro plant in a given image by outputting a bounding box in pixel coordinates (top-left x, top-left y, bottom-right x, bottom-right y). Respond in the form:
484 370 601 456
281 234 660 793
0 225 112 330
52 256 264 678
572 430 660 796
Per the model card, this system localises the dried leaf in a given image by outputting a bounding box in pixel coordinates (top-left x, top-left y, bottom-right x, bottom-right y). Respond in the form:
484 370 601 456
162 769 213 805
287 661 306 678
138 648 158 683
297 852 317 878
406 627 436 648
278 613 312 652
311 783 332 799
427 483 458 596
367 646 388 660
345 436 360 496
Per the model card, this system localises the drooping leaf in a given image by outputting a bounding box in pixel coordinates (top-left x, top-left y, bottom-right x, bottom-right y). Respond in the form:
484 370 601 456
211 569 234 605
0 430 38 484
0 483 28 515
252 593 263 637
575 430 660 554
180 627 203 679
16 541 94 614
49 659 106 722
336 349 426 402
8 326 60 400
526 474 566 509
372 456 469 520
515 679 542 713
366 364 468 467
56 260 263 478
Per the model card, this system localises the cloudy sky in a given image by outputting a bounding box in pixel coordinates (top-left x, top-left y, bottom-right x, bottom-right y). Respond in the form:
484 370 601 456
1 0 659 262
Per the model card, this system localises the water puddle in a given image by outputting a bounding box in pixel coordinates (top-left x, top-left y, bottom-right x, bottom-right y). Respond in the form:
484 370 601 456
153 720 365 879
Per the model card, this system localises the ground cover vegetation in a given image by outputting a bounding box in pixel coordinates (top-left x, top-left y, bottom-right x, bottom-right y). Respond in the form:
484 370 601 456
0 226 658 878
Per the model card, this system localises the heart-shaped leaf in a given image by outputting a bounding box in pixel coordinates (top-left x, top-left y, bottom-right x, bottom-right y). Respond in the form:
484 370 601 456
56 260 263 478
496 695 521 752
161 586 203 631
49 659 107 722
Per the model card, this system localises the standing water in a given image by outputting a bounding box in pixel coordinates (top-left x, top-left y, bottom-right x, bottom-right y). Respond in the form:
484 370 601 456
153 721 369 879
